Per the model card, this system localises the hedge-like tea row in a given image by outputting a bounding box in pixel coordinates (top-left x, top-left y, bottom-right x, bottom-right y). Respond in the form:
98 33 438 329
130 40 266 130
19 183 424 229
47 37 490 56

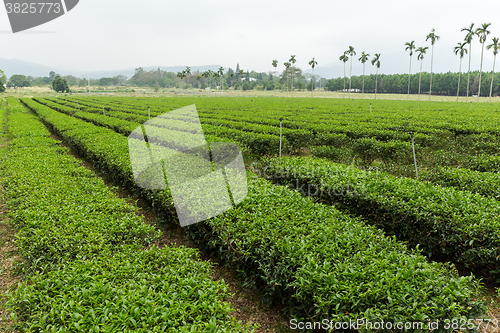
188 175 487 324
261 156 500 283
32 98 288 156
422 166 500 200
20 97 488 327
463 154 500 173
2 98 251 331
34 97 138 135
352 137 417 165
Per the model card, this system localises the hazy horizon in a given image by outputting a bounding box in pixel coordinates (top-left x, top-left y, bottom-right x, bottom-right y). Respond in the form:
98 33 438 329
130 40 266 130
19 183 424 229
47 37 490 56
2 0 500 79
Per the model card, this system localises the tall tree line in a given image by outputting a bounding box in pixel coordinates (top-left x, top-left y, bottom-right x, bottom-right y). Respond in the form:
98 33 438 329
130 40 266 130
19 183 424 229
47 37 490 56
324 70 500 97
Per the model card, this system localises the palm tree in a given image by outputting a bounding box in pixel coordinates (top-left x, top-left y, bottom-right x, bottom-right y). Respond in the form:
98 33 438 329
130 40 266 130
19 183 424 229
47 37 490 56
475 23 492 101
426 29 440 100
461 23 475 102
487 37 500 102
229 72 235 88
272 59 278 93
185 66 191 85
416 46 429 100
218 67 224 92
339 54 349 98
214 71 220 91
345 46 356 98
177 70 186 87
196 74 202 87
358 52 370 98
209 69 217 89
284 62 291 97
238 69 244 90
405 41 416 100
454 42 468 101
308 57 318 97
202 70 209 88
371 54 381 99
289 55 296 97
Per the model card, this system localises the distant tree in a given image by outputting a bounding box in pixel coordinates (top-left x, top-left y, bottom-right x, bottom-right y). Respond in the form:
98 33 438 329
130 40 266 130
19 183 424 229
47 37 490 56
185 66 191 85
289 55 296 96
462 23 475 101
371 54 381 99
272 59 278 92
454 42 468 101
214 71 220 89
49 71 56 81
405 41 416 99
238 69 245 88
63 75 78 86
114 75 127 86
475 23 492 100
339 54 349 98
196 74 202 88
280 66 304 92
99 77 115 86
345 46 356 98
358 52 369 98
416 46 429 99
0 70 6 93
487 37 500 102
283 62 291 95
177 71 186 86
426 28 440 100
52 75 69 93
242 81 251 91
201 71 209 88
7 74 31 88
308 57 318 97
218 67 224 91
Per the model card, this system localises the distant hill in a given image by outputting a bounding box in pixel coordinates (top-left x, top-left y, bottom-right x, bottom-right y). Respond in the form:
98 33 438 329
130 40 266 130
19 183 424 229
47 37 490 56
78 65 225 80
0 58 64 78
0 58 225 79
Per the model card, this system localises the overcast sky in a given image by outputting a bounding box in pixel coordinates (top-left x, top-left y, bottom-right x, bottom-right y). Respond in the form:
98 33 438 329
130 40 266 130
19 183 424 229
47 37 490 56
1 0 500 78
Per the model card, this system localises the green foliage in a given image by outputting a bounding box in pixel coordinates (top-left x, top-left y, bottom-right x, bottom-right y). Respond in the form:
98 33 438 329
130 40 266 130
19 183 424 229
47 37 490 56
421 166 500 200
52 74 69 93
187 175 486 324
18 97 489 327
8 247 248 332
242 82 252 91
463 154 500 173
0 69 6 93
324 70 500 97
3 98 252 332
352 137 415 165
309 145 352 163
262 156 500 283
7 74 31 88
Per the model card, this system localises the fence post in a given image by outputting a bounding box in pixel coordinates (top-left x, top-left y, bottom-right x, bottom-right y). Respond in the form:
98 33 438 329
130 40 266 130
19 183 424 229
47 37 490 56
410 132 418 179
279 117 283 159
